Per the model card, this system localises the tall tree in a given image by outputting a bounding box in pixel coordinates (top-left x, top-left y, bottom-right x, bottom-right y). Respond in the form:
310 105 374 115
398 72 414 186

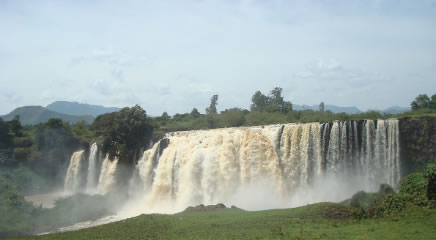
250 91 268 111
161 112 170 121
91 105 153 164
268 87 292 113
431 94 436 109
319 102 325 112
269 87 284 106
411 94 431 110
190 108 201 118
206 94 219 114
0 118 11 149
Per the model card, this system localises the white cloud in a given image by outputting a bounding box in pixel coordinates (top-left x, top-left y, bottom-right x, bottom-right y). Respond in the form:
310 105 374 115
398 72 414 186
0 0 435 114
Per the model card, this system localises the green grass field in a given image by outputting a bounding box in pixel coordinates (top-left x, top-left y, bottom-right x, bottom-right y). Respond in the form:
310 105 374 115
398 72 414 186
7 202 436 240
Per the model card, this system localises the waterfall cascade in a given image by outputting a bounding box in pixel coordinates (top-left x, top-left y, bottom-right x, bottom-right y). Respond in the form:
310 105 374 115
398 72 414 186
63 119 401 212
86 143 100 192
64 150 85 193
97 155 119 195
134 119 400 212
63 143 118 195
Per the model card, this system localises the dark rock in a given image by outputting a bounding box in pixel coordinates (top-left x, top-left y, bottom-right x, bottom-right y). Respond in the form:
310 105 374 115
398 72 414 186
378 184 394 195
183 203 228 212
400 116 436 175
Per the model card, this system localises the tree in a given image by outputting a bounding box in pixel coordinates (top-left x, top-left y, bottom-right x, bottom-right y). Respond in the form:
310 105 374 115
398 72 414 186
267 87 292 113
250 87 292 113
92 105 153 165
190 108 201 118
47 118 63 128
220 108 246 127
269 87 284 107
411 94 431 110
206 94 218 114
281 101 293 113
7 116 22 138
161 112 170 121
33 119 79 178
250 91 268 111
431 94 436 109
0 118 11 149
319 102 325 112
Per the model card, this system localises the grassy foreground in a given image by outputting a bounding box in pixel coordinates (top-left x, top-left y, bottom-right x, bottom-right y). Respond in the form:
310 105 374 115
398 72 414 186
7 202 436 240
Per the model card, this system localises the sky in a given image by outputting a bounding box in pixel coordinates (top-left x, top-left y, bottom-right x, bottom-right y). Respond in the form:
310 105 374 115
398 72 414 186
0 0 435 116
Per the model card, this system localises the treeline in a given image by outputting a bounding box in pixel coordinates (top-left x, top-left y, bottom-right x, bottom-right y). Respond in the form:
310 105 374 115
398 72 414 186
153 87 394 136
411 93 436 110
0 105 153 184
1 88 434 178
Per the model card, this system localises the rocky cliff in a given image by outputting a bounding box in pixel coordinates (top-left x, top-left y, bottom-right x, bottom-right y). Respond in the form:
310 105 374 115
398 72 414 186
400 116 436 175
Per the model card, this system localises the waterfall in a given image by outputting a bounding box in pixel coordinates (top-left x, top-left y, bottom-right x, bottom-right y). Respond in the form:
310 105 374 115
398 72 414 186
64 150 85 193
132 119 401 212
97 155 119 195
86 143 100 193
63 119 401 212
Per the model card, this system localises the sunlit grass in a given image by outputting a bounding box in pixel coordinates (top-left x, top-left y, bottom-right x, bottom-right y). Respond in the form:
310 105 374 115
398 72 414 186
8 202 436 240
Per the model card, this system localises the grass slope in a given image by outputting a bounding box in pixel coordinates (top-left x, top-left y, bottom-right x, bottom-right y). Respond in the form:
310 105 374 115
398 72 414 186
8 202 436 240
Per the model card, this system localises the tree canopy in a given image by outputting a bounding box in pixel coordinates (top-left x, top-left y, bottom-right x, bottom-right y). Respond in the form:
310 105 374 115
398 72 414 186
91 105 153 164
411 93 436 110
250 87 292 113
206 95 218 115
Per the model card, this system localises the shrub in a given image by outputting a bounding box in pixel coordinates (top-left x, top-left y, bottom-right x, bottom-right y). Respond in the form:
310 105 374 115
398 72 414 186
399 158 436 207
367 193 411 217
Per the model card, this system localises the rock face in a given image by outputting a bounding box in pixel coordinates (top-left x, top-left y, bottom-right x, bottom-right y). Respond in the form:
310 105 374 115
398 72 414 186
400 116 436 175
184 203 228 212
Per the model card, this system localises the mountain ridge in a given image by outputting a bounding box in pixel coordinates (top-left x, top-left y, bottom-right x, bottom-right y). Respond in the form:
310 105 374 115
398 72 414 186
46 101 120 117
1 106 94 125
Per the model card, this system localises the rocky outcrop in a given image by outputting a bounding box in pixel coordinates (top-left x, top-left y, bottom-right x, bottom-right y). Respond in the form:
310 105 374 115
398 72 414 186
400 116 436 175
183 203 230 212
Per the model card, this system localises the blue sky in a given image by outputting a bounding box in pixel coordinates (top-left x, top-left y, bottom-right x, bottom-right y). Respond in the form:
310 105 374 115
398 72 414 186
1 0 435 115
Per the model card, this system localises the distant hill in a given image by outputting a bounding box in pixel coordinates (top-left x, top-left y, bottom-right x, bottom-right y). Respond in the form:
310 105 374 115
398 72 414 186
382 106 410 114
46 101 120 117
1 106 94 125
293 104 361 114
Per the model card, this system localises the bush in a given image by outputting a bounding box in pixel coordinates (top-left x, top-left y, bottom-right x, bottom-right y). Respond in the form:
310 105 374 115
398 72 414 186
367 193 411 217
0 178 41 237
399 158 436 207
358 159 436 219
399 172 429 206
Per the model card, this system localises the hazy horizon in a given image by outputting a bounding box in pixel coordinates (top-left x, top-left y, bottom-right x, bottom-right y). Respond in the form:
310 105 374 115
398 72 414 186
1 0 435 116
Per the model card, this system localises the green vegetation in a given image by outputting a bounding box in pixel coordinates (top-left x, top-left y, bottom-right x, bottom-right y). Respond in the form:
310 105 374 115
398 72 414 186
411 93 436 110
0 173 42 237
345 159 436 219
0 189 116 237
1 90 436 238
6 202 436 240
90 105 153 165
3 159 435 240
150 90 436 136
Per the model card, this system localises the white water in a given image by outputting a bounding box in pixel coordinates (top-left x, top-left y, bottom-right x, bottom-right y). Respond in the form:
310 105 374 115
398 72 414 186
63 119 400 213
86 143 100 193
128 119 400 213
97 155 119 195
64 150 85 193
56 119 402 234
